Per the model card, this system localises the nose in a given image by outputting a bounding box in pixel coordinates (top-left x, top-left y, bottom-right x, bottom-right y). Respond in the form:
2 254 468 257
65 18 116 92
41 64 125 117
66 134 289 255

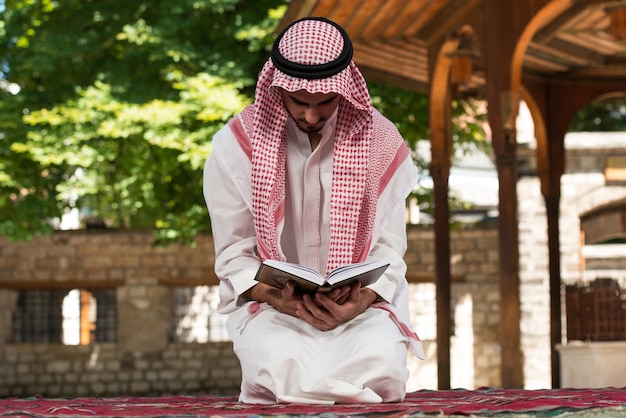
304 107 320 125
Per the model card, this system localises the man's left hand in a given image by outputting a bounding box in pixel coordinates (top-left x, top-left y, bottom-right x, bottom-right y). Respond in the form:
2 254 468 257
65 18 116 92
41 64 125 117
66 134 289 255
295 283 378 331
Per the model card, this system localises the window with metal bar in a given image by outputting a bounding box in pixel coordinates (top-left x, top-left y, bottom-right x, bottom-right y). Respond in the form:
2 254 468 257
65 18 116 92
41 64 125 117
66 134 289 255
170 286 229 343
12 288 117 344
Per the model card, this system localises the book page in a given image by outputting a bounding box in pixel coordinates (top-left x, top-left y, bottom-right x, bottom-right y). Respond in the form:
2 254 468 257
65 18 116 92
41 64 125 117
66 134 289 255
325 259 389 284
254 259 389 294
261 259 325 284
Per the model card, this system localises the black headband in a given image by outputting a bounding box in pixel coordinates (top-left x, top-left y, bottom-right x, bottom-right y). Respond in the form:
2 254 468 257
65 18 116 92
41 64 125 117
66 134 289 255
271 17 353 80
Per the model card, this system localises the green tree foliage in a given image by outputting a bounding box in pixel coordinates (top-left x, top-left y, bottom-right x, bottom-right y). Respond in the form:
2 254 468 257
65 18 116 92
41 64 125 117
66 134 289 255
1 0 488 244
371 83 488 158
370 82 489 215
569 97 626 132
1 0 286 243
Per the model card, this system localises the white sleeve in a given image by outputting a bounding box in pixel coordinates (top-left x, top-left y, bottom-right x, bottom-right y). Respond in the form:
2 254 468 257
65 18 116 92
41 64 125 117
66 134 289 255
366 201 408 304
203 126 260 313
365 155 416 320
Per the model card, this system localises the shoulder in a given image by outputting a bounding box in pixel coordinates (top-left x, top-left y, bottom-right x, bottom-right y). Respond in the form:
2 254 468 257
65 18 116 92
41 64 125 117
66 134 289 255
370 108 402 138
368 109 410 160
212 107 254 161
211 121 237 155
208 118 253 177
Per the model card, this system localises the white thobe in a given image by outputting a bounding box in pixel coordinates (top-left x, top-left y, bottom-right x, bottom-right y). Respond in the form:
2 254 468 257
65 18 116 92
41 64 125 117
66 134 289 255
204 110 423 404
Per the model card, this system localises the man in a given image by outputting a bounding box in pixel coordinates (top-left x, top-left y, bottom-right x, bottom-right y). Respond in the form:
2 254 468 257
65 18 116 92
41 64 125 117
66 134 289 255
203 16 424 404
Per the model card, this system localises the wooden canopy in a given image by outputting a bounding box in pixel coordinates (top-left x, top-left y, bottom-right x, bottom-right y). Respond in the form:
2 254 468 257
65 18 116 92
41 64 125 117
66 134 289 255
279 0 626 389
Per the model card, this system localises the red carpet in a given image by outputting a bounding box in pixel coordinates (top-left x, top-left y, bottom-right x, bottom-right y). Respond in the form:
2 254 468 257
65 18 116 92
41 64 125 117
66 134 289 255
1 387 626 417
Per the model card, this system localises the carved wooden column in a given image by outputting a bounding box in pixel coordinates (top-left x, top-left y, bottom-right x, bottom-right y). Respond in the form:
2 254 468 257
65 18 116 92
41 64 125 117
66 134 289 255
429 38 459 390
483 0 524 388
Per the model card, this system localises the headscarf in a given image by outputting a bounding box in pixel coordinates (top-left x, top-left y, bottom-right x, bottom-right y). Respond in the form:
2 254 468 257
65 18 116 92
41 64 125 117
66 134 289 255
238 17 401 274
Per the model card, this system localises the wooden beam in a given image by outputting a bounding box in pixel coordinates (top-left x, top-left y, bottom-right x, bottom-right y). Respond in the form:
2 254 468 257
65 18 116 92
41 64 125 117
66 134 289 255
309 0 343 19
0 280 125 289
417 0 482 45
341 0 387 37
354 43 428 82
556 32 623 54
523 54 570 72
565 65 626 78
532 3 591 43
404 0 449 39
358 66 429 94
276 0 318 32
357 41 429 70
382 0 432 38
358 0 413 39
323 0 360 26
528 41 603 67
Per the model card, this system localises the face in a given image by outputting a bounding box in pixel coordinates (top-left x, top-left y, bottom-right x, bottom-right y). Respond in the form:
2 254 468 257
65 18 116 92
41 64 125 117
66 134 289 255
279 89 341 134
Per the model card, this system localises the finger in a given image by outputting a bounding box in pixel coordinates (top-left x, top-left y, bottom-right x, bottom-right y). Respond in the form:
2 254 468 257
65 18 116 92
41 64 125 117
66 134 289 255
295 300 331 329
312 294 357 326
282 281 296 298
339 282 361 304
311 292 340 313
303 294 339 323
328 284 356 305
283 282 307 304
326 288 341 299
336 286 351 298
336 292 350 305
303 293 329 312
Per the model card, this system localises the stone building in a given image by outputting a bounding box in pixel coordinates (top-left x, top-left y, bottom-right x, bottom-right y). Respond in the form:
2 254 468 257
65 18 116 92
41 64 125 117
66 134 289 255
0 225 502 397
516 104 626 389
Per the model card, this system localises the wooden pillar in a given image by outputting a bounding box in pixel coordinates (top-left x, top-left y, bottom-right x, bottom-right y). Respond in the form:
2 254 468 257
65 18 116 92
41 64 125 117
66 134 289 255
542 80 614 387
526 77 625 387
520 85 563 388
483 0 524 387
432 162 451 390
429 40 458 390
429 38 459 390
511 0 576 389
545 192 562 388
495 123 523 388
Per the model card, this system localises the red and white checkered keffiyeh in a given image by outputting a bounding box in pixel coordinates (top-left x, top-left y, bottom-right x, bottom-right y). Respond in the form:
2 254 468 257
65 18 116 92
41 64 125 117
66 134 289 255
237 17 406 274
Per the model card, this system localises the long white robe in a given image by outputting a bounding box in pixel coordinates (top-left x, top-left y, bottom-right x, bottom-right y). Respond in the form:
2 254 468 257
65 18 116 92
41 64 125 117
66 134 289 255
204 111 423 404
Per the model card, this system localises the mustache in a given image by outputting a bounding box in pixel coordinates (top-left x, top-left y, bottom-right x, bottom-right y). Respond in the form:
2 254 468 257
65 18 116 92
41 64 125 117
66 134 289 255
296 118 326 132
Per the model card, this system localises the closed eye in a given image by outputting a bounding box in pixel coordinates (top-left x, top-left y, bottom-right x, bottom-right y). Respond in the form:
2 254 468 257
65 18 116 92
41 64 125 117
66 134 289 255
319 95 339 105
290 95 339 107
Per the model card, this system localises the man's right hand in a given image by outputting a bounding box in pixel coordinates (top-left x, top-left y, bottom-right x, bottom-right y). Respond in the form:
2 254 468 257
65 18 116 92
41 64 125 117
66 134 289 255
244 281 352 319
244 281 304 317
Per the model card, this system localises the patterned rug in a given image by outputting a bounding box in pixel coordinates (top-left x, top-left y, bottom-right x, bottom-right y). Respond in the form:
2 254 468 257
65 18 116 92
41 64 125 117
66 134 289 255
1 387 626 417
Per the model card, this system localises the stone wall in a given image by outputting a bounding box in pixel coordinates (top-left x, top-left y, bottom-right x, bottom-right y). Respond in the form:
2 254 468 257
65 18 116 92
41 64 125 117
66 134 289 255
2 343 239 397
0 231 241 397
517 131 626 389
0 226 502 397
404 226 501 390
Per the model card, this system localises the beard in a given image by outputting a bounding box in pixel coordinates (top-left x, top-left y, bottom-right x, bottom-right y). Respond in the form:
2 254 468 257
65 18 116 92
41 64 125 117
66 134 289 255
294 118 325 134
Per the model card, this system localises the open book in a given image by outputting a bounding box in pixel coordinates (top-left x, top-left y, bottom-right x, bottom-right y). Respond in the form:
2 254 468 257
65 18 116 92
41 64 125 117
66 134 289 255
254 258 390 294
